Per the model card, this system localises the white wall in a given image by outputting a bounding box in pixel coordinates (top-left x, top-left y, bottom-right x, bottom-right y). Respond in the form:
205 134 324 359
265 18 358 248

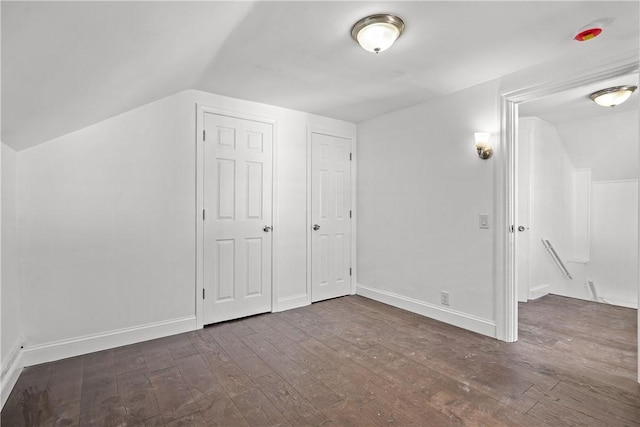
589 180 638 308
1 143 23 406
571 169 591 262
555 110 638 182
14 90 356 366
356 80 499 337
17 92 197 350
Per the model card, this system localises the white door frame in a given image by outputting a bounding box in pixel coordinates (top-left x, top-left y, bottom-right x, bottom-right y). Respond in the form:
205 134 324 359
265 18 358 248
195 105 278 329
306 127 357 304
496 54 640 345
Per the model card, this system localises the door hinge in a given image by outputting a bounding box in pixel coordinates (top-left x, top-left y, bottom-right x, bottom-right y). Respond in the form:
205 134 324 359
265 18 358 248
203 289 205 299
349 267 352 276
203 209 206 220
203 130 206 141
349 210 352 219
349 152 352 161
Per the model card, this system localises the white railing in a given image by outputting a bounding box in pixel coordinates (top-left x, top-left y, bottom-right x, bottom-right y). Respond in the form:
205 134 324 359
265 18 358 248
541 239 573 279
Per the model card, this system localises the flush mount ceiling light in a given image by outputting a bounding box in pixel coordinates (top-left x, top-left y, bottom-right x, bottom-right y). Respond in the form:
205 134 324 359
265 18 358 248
589 85 637 107
351 14 405 53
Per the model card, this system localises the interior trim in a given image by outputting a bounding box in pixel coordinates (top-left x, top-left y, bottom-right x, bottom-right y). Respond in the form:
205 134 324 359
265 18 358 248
356 283 497 338
21 316 196 368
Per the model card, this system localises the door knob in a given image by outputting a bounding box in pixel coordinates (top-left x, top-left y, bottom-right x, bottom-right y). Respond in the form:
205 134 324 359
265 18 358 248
263 225 272 232
313 224 320 231
517 225 526 232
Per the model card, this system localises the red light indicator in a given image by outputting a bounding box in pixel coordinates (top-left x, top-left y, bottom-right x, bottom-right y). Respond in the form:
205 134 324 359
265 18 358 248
574 28 602 42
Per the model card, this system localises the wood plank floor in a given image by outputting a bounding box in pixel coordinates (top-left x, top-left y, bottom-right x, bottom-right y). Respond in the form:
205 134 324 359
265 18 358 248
2 294 639 426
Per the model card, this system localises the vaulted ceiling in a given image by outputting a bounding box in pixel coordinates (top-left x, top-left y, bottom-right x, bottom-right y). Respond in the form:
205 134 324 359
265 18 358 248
2 1 639 151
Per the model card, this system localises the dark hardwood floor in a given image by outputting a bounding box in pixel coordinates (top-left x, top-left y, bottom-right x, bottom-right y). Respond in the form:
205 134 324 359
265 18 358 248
2 294 638 426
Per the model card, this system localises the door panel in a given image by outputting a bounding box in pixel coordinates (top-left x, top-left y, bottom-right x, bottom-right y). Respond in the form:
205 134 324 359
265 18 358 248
311 132 352 302
216 240 235 301
204 113 272 324
246 237 263 296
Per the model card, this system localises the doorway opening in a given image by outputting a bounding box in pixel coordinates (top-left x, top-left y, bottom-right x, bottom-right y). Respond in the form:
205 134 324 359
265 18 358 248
516 74 639 308
497 55 639 385
510 69 639 385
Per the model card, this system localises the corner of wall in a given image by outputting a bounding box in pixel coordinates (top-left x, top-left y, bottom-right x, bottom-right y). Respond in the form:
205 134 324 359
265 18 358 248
1 142 25 410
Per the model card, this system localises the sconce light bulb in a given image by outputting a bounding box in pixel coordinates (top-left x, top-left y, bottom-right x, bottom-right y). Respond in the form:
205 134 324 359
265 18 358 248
474 132 491 147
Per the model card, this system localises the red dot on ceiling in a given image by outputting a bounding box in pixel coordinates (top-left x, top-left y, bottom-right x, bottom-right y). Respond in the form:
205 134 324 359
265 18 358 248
574 27 602 42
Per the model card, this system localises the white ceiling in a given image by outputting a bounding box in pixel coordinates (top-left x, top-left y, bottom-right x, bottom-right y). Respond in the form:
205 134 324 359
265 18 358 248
2 1 639 151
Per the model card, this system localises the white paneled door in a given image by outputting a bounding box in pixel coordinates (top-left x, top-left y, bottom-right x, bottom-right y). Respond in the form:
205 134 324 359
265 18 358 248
311 132 352 302
203 113 273 324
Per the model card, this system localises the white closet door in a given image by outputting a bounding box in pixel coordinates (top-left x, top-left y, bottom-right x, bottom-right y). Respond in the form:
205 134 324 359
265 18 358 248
203 113 272 324
311 132 352 302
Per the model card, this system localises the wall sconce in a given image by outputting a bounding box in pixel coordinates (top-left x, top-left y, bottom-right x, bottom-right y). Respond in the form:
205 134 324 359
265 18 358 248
351 14 405 54
475 132 493 159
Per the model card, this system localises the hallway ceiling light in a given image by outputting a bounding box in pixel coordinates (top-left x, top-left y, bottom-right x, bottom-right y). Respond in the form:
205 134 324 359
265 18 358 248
351 14 405 54
589 85 637 107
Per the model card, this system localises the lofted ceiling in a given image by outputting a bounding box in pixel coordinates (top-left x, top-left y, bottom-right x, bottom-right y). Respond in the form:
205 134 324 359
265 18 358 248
2 1 639 151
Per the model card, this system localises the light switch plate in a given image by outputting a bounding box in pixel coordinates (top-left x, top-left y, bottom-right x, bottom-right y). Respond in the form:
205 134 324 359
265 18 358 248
479 214 490 229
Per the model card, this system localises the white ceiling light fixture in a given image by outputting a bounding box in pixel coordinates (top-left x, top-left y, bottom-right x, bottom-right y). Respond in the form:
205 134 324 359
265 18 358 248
589 85 637 107
351 14 405 54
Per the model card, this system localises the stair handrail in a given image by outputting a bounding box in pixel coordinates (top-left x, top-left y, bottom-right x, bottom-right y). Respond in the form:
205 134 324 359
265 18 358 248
541 239 573 279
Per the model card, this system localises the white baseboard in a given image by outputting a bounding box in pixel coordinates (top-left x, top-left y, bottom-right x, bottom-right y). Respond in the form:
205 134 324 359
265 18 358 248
274 294 309 312
22 316 197 368
1 338 25 410
529 284 550 300
552 291 639 310
600 298 638 309
356 283 496 338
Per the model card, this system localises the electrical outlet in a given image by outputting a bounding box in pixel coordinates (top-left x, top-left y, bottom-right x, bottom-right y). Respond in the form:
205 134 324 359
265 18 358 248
441 291 450 306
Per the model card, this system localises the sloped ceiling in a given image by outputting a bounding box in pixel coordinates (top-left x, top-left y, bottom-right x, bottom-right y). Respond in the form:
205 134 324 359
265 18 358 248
519 73 639 126
520 73 639 181
1 1 256 151
2 1 639 151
